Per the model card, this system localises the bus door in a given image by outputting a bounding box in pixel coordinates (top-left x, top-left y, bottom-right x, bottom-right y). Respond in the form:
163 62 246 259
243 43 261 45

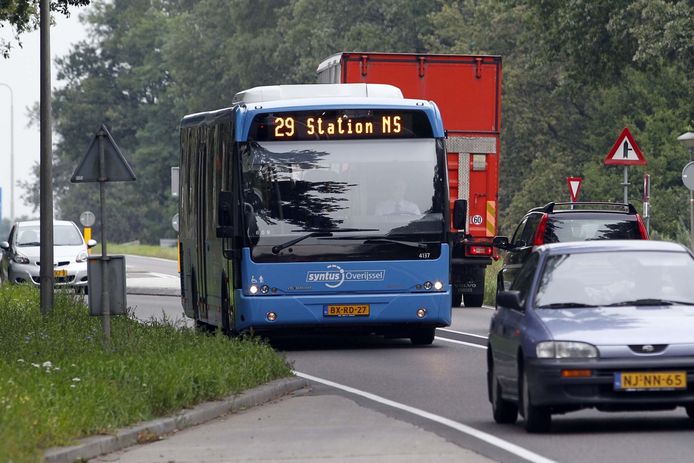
195 136 209 320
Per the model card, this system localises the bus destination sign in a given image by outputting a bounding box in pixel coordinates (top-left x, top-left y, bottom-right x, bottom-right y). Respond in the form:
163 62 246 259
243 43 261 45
249 109 433 141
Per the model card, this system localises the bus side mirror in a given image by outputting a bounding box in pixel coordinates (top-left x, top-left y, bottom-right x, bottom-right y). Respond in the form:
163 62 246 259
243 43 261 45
453 199 467 231
216 190 234 238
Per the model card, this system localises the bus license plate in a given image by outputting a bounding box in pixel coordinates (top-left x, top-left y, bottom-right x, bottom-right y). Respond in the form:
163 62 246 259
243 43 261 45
54 269 68 278
614 371 687 391
324 304 370 317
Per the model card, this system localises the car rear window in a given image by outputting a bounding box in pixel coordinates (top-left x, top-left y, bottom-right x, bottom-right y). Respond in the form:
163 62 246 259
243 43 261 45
543 217 641 243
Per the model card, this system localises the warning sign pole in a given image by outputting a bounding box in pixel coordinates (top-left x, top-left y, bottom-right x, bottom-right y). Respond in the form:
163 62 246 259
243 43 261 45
623 166 629 204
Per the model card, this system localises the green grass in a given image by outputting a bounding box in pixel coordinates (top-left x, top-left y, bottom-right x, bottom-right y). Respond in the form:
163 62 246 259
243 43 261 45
483 257 503 307
93 243 178 261
0 285 292 463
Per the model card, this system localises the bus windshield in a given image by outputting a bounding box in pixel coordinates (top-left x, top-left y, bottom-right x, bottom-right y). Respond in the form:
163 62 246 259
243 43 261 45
241 139 446 262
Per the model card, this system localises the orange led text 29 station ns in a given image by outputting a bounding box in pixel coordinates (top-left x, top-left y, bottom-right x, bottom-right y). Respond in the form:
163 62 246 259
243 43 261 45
274 115 403 138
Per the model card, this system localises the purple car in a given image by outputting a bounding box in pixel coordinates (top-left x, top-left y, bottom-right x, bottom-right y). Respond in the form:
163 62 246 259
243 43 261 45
487 239 694 432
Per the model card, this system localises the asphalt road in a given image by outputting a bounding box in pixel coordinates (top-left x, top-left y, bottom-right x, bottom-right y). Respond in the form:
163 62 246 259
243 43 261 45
126 256 694 463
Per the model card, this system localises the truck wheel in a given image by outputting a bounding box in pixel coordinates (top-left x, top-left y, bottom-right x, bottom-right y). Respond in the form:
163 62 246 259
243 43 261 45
410 327 435 345
463 292 484 308
452 288 462 307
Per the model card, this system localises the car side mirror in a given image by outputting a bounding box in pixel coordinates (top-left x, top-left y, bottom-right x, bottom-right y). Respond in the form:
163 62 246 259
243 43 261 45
216 190 234 238
0 241 8 250
492 236 510 250
453 199 467 231
87 239 97 249
496 290 523 311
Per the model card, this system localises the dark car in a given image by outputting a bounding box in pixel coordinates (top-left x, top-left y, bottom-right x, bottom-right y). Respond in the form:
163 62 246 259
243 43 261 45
493 202 648 291
487 240 694 433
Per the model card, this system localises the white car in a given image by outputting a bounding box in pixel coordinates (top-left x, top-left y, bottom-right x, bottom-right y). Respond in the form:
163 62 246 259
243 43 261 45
0 220 96 291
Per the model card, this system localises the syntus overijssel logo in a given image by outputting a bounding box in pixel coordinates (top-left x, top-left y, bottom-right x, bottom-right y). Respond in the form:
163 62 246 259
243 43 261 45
306 264 385 288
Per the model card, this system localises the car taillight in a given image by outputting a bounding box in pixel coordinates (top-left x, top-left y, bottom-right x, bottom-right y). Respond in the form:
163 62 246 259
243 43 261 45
636 215 649 239
533 213 549 245
465 245 493 256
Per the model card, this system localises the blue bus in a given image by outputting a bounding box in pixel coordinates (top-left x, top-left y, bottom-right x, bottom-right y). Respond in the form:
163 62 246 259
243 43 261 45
178 84 467 344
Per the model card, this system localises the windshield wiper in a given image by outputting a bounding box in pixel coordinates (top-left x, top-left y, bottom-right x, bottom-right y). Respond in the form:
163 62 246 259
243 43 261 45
536 302 598 309
18 242 40 246
362 237 428 249
271 228 378 255
605 298 694 307
328 234 430 249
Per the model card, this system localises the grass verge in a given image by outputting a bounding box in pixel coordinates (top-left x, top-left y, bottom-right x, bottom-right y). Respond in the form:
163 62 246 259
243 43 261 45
92 243 178 261
483 257 503 307
0 285 292 463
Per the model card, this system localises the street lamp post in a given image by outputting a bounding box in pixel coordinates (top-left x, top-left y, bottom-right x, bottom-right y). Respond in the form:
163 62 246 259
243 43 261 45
0 83 14 223
678 132 694 249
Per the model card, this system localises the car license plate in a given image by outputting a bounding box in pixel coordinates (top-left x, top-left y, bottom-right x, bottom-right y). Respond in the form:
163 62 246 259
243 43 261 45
324 304 370 317
54 269 68 278
614 371 687 391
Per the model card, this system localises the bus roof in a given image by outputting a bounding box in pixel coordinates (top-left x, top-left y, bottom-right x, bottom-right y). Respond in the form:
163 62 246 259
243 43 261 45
232 84 403 104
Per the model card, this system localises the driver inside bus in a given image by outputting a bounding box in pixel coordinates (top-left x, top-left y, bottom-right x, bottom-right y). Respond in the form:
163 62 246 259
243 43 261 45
375 178 421 216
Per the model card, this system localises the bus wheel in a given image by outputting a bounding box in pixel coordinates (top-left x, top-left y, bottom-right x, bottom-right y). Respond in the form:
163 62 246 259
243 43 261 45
410 327 435 345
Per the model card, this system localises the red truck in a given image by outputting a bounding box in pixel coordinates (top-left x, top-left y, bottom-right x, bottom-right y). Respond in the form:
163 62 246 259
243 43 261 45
317 52 502 307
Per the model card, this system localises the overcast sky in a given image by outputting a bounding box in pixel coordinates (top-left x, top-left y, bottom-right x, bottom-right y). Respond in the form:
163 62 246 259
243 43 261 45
0 6 91 222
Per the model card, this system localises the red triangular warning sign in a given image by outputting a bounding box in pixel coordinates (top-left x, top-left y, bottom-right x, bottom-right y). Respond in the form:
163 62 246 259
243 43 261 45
567 177 582 202
604 127 646 166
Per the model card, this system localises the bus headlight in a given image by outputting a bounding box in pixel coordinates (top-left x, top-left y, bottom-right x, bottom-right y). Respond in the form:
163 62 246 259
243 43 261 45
422 280 444 291
249 284 259 295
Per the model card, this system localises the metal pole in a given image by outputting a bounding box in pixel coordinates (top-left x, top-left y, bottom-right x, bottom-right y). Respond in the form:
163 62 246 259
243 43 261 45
0 83 14 223
39 0 54 314
98 130 111 340
623 166 629 205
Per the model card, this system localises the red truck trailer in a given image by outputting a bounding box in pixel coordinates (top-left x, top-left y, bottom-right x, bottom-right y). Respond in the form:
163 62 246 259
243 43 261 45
317 52 502 307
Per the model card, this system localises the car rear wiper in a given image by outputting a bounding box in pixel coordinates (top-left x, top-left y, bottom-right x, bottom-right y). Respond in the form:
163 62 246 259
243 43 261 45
536 302 598 309
271 228 378 254
605 298 694 307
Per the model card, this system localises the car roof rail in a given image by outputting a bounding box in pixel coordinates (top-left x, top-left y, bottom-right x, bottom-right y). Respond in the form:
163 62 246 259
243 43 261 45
528 202 555 213
550 202 637 214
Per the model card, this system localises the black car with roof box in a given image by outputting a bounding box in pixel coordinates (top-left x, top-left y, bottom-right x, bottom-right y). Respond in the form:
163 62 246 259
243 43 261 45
493 202 648 292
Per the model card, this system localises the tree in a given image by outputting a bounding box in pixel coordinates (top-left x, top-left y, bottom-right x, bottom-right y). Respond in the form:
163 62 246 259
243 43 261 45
0 0 90 58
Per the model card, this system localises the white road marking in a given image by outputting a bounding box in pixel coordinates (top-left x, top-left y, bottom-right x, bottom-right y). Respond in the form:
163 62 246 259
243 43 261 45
149 272 179 279
438 328 488 340
295 371 557 463
435 336 487 349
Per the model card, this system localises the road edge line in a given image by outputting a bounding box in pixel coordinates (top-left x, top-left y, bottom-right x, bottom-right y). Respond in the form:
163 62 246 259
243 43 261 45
294 371 556 463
